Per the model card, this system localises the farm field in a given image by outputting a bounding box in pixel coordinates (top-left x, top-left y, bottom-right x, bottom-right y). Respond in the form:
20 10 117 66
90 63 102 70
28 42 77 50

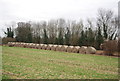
2 46 118 79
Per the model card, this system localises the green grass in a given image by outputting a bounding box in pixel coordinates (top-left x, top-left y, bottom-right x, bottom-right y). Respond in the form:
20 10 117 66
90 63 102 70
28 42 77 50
2 46 118 79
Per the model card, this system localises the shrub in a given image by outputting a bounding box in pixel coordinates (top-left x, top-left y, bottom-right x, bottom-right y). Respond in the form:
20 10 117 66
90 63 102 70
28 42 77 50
2 37 16 44
102 40 118 56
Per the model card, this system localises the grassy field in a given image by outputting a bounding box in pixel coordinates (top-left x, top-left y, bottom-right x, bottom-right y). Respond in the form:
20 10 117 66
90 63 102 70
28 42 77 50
2 46 118 79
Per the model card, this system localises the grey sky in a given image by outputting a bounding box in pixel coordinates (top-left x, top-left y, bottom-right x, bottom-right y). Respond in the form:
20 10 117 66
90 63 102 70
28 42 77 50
0 0 119 37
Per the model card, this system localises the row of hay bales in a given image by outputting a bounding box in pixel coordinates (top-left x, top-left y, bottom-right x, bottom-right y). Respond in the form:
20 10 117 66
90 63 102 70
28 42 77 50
8 42 96 54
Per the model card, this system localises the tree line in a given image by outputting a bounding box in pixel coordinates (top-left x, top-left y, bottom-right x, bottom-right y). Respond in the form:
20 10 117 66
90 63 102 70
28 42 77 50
3 9 118 49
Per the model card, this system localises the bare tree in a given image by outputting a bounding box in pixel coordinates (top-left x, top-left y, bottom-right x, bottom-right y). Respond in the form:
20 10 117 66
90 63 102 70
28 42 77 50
97 8 114 40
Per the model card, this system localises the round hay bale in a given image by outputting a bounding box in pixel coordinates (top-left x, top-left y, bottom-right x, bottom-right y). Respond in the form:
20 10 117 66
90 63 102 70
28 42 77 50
22 43 26 47
46 44 53 50
25 43 30 48
8 42 14 47
29 43 34 48
72 46 80 53
60 45 68 52
41 44 47 50
79 46 87 54
16 42 20 47
51 45 58 51
8 42 11 45
86 46 96 54
15 42 20 47
35 44 40 49
56 45 62 51
26 43 30 48
22 43 27 48
32 44 37 48
18 42 24 47
24 43 29 48
13 42 17 47
39 44 44 49
66 46 74 53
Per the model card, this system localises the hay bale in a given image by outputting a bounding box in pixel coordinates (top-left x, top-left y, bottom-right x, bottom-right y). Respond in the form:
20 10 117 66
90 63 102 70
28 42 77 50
18 42 24 47
66 46 74 53
72 46 80 53
60 45 68 52
29 43 34 48
86 46 96 54
8 42 11 45
35 44 40 49
12 42 17 47
22 43 27 48
26 43 30 48
56 45 62 51
8 42 14 47
32 43 37 49
39 44 44 49
25 43 30 48
13 42 18 47
23 43 30 48
32 44 37 48
79 46 87 54
41 44 47 50
46 44 53 50
22 43 26 47
15 42 20 47
51 45 58 51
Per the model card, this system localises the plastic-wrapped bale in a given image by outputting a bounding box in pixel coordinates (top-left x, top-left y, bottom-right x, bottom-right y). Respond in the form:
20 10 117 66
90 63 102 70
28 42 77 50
17 42 20 47
51 45 57 51
18 42 23 47
66 46 74 53
22 43 26 47
16 42 21 47
79 46 87 54
41 44 47 50
35 44 40 49
26 43 30 48
29 43 34 48
22 43 27 48
72 46 80 53
32 44 37 48
13 42 17 47
24 43 29 48
60 45 68 52
8 42 14 47
25 43 30 48
86 46 96 54
32 43 37 49
39 44 44 49
13 42 18 47
46 44 53 50
56 45 62 51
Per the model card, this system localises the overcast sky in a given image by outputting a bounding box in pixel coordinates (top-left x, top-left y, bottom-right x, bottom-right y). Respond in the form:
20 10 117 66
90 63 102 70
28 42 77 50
0 0 119 37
